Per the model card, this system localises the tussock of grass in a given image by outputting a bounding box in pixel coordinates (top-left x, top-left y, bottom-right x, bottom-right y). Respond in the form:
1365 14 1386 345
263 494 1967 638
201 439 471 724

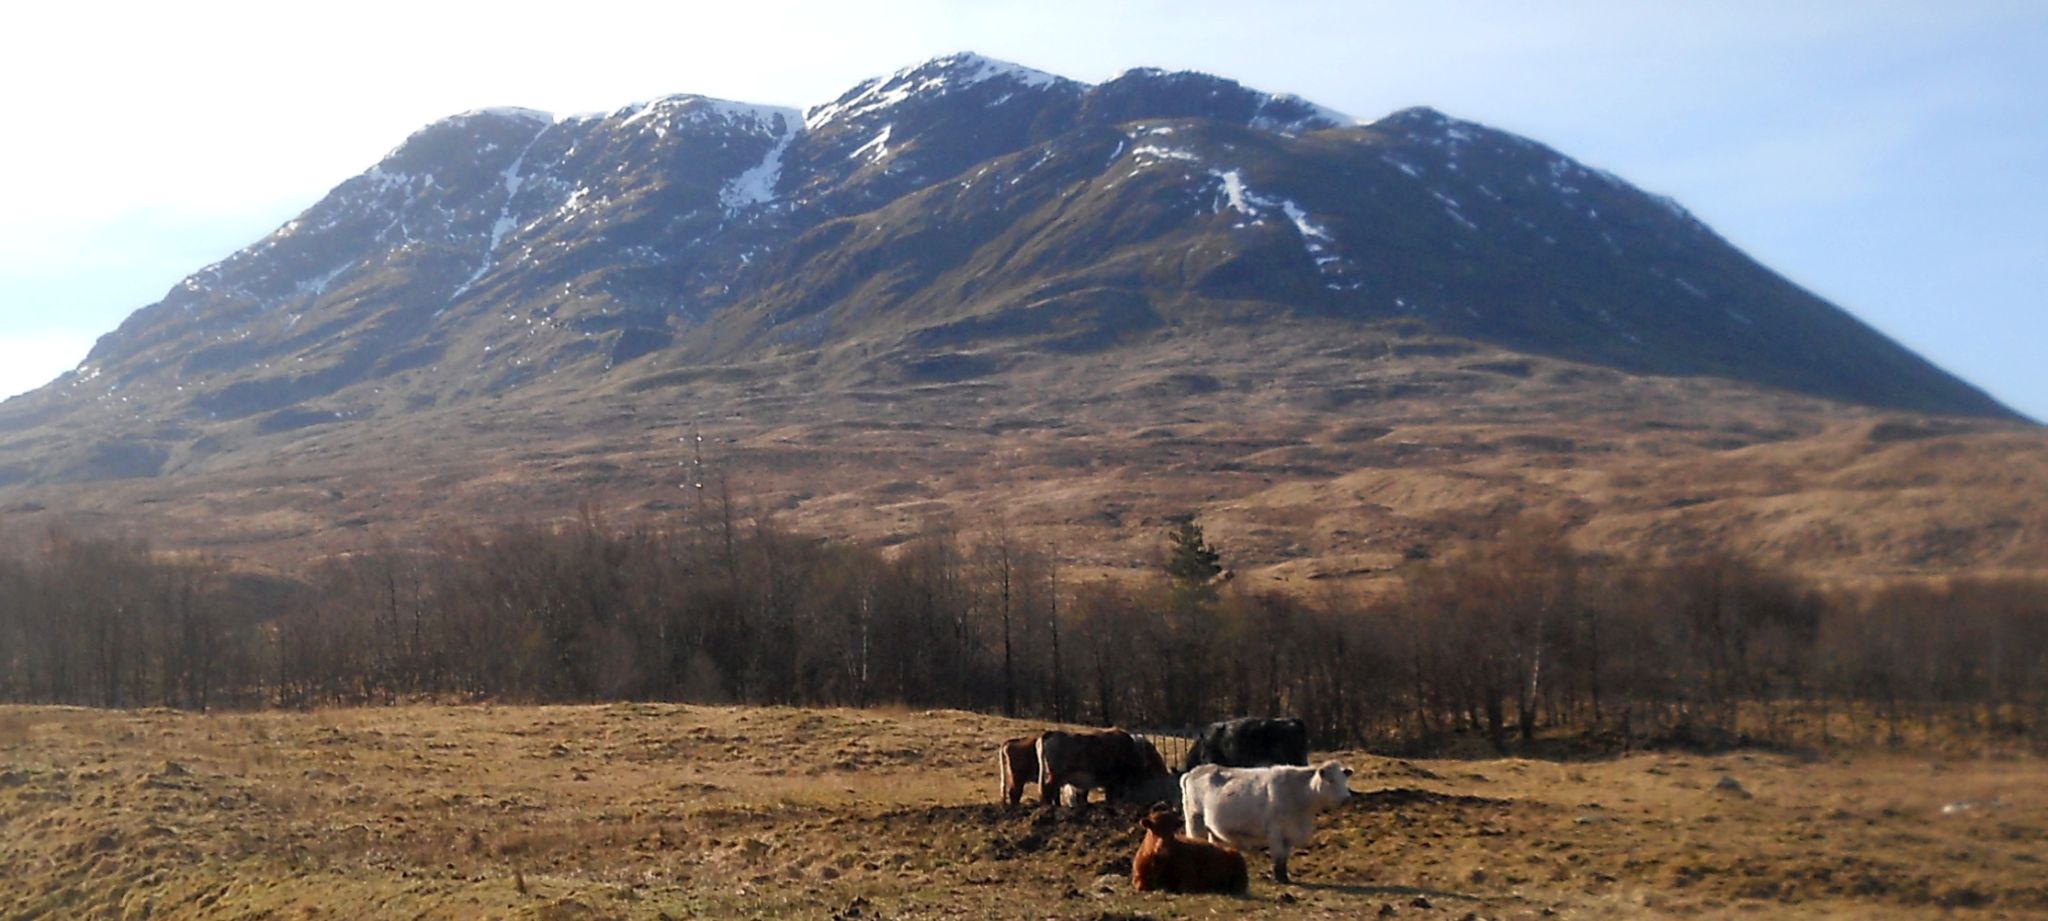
0 709 28 747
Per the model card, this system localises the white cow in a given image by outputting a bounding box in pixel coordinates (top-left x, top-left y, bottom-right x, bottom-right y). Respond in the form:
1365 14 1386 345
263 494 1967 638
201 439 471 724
1180 760 1353 884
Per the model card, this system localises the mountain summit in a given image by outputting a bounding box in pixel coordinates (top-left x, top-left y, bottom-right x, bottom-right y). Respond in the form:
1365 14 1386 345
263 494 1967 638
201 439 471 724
0 53 2035 580
14 52 2010 442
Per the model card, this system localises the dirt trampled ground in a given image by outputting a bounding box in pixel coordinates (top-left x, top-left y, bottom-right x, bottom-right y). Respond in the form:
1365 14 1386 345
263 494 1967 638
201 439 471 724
3 703 2045 920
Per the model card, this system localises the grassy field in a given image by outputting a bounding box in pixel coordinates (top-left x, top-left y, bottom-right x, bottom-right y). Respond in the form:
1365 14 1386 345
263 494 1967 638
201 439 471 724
3 703 2045 920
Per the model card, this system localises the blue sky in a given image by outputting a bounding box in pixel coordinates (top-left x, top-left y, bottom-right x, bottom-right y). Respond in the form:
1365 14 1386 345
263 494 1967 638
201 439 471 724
2 1 2043 419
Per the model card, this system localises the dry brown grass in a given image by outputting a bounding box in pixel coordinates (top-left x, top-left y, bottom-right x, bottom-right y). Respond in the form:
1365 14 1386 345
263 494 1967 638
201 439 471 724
4 320 2044 593
4 702 2045 919
0 710 28 747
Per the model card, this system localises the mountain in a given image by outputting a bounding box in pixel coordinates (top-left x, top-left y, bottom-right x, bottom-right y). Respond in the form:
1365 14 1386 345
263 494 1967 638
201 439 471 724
0 53 2039 581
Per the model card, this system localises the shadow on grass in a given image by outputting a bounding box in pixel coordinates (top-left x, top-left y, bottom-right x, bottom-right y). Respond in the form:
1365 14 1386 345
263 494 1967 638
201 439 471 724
1287 881 1484 902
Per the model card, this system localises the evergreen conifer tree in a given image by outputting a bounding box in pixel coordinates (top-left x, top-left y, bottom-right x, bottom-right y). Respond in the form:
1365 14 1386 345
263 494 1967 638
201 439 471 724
1166 519 1222 604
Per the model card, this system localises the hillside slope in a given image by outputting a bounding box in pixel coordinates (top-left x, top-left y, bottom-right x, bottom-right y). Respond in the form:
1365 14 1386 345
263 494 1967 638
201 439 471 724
0 53 2036 582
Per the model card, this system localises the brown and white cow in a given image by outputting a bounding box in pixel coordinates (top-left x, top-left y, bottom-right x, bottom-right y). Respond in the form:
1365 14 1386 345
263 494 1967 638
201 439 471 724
1035 728 1171 806
1132 807 1249 894
1180 760 1352 883
997 734 1040 807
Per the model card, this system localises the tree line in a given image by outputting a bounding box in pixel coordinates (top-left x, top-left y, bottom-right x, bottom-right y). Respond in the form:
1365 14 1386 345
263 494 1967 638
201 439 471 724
0 507 2043 754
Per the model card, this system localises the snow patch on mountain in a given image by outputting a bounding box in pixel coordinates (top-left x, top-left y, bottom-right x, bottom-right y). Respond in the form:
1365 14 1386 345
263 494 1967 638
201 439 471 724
720 112 801 214
374 108 555 166
804 52 1068 130
1277 200 1334 248
926 52 1063 92
1650 192 1705 230
617 96 683 132
1250 94 1356 134
362 165 416 194
619 95 801 139
1131 144 1201 164
463 107 553 125
1208 169 1346 277
296 261 355 299
1431 190 1479 231
851 124 893 162
455 127 555 297
1215 169 1259 216
703 99 802 130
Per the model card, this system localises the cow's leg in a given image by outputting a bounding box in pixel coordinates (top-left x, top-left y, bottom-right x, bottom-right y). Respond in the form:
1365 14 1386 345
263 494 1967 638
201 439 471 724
1268 823 1297 884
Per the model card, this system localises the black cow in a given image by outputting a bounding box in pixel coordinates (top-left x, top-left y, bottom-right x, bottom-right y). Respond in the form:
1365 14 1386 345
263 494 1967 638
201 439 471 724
1182 717 1310 771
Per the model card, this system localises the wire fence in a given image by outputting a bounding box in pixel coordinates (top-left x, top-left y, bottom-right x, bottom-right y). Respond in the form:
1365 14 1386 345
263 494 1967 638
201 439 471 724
1133 728 1197 772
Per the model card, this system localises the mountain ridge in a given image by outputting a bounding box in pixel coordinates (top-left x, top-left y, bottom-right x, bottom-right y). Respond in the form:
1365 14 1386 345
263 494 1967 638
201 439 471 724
22 51 2014 427
0 52 2037 584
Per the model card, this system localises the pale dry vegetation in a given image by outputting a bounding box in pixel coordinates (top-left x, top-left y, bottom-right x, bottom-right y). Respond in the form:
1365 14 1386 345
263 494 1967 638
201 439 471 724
4 703 2046 920
4 321 2043 588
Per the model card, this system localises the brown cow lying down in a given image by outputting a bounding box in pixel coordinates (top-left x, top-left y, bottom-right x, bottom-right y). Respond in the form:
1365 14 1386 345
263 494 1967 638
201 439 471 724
998 735 1040 807
1036 728 1171 806
1132 807 1249 894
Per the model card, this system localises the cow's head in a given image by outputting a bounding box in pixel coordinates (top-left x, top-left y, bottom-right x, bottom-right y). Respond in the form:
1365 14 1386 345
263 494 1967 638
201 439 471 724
1119 769 1183 808
1138 807 1180 839
1313 760 1354 804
